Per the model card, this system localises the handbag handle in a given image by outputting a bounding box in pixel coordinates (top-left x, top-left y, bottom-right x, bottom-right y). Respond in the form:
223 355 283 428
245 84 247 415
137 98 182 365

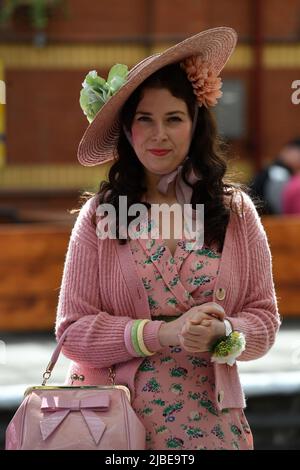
41 324 115 386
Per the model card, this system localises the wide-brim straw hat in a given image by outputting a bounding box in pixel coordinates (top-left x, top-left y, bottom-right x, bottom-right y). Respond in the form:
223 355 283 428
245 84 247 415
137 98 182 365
78 26 238 167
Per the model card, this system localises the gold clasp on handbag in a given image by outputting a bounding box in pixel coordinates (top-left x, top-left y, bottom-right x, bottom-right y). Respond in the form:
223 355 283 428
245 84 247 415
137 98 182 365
70 373 85 385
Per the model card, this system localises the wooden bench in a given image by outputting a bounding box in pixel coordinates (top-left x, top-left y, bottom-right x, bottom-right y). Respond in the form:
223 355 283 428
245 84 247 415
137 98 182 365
0 214 299 331
0 223 71 331
262 215 300 317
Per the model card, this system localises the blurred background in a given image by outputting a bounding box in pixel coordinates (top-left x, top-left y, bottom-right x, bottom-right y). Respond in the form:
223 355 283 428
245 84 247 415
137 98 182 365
0 0 300 450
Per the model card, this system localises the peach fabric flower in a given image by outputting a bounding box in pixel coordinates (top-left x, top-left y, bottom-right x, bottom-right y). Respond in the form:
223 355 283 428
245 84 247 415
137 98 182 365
180 55 223 108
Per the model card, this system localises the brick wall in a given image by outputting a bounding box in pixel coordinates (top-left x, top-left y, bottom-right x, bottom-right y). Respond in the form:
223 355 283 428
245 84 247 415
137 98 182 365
3 0 300 42
1 0 300 172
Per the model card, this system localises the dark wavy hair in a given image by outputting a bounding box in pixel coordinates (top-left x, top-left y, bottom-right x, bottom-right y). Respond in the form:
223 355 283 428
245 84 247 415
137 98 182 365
73 62 252 252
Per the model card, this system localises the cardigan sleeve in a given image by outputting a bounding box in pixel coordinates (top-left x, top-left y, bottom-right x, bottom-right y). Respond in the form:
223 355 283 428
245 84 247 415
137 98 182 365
224 192 281 361
55 196 164 369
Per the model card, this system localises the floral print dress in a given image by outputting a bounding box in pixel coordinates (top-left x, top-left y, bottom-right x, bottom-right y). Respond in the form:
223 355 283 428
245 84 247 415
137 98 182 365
128 214 254 450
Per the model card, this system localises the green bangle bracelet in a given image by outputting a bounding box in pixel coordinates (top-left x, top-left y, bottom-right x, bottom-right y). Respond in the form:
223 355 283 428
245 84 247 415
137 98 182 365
131 320 147 357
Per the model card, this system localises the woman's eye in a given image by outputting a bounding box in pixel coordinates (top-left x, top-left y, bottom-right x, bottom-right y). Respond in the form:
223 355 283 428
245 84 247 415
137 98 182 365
168 116 182 122
136 116 182 122
137 116 151 121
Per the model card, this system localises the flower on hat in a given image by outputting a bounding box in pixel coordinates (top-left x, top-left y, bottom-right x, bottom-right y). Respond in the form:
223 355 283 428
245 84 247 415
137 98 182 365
80 64 129 123
180 56 223 108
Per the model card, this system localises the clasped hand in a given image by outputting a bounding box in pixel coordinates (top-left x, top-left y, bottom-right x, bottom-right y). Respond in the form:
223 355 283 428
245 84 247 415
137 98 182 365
178 302 226 353
159 302 226 352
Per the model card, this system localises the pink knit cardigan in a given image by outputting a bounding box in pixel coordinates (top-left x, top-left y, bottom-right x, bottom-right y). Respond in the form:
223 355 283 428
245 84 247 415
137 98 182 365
55 191 281 410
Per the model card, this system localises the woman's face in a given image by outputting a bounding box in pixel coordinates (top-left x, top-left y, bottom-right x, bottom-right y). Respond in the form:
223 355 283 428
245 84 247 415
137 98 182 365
131 87 193 177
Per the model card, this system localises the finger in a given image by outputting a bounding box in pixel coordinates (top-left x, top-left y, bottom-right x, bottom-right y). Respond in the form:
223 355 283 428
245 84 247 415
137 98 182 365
183 322 211 335
183 338 206 348
181 340 207 352
189 312 215 325
179 334 205 348
190 314 215 325
178 334 190 350
195 305 225 321
199 319 212 327
178 333 198 345
181 321 205 334
201 302 225 314
203 305 225 319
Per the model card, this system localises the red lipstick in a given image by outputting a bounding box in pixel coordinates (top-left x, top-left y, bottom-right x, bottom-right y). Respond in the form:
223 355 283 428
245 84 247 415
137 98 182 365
148 149 171 156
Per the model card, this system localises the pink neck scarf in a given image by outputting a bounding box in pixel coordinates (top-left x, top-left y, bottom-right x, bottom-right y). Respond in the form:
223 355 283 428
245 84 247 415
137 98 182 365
156 163 201 206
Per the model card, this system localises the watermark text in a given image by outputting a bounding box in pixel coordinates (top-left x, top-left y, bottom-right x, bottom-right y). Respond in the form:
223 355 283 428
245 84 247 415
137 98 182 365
95 197 205 250
291 80 300 104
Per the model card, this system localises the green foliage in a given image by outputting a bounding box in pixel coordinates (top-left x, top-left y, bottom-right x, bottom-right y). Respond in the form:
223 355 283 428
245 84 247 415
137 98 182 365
79 65 129 123
0 0 65 31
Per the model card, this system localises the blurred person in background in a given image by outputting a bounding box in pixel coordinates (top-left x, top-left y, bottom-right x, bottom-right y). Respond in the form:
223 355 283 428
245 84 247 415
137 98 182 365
281 139 300 214
249 138 300 215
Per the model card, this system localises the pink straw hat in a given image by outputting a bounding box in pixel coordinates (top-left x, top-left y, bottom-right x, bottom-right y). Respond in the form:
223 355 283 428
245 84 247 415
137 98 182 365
77 26 238 167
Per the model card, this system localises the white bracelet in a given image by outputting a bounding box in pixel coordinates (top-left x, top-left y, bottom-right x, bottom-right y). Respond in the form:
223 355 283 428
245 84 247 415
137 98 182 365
224 319 233 337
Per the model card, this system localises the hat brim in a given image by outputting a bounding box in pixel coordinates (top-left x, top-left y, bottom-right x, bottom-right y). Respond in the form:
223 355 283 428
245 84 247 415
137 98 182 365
78 26 238 167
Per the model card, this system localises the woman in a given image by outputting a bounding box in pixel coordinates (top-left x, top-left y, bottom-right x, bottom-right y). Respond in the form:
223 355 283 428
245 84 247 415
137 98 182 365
55 27 280 450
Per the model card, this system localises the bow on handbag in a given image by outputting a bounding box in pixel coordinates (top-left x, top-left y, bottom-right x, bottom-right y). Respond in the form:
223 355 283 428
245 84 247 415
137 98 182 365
40 394 110 444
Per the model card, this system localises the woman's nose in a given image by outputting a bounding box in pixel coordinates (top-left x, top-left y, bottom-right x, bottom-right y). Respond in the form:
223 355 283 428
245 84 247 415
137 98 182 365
151 122 168 140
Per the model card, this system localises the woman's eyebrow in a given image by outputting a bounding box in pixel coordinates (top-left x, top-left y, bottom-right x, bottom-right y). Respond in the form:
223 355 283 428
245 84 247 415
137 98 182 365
135 110 186 115
166 111 186 115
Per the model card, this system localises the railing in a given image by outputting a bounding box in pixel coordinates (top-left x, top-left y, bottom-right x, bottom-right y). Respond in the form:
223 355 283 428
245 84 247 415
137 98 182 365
0 214 299 331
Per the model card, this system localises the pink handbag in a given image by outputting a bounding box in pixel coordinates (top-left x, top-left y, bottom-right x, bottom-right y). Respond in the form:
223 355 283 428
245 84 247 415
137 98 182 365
5 327 146 450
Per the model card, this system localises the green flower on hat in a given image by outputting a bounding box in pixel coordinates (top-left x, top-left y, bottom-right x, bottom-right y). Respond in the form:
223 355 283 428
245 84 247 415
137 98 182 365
79 64 129 123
